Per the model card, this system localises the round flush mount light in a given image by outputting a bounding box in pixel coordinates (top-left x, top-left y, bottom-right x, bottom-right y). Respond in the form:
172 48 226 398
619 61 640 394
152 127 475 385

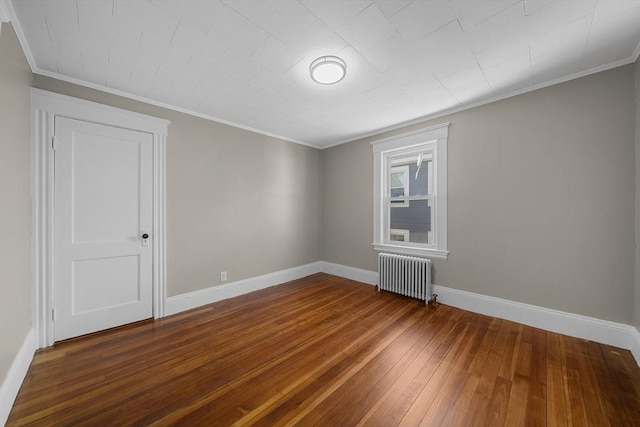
309 56 346 85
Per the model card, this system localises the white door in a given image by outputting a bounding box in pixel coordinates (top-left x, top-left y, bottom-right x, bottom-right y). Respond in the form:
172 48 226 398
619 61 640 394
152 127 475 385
53 116 153 341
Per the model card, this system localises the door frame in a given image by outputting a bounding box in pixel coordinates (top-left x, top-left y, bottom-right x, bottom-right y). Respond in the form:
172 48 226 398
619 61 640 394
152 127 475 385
31 88 170 348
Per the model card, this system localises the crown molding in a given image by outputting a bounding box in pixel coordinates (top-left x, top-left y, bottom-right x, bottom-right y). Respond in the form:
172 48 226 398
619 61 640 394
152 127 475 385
33 69 321 149
1 0 37 71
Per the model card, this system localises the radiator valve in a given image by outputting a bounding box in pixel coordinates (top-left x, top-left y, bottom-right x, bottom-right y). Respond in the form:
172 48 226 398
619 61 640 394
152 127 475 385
428 294 438 307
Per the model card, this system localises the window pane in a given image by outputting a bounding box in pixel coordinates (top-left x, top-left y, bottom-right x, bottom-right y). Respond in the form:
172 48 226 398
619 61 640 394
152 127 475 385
390 172 404 187
411 159 430 197
390 155 432 197
390 188 405 197
389 199 432 244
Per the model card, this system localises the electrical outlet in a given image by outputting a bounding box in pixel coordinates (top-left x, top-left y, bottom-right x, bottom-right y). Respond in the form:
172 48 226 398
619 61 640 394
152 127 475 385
221 271 227 282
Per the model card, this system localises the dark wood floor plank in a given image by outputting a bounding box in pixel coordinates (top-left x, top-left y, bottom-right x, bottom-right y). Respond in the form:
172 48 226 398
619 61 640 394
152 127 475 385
152 290 418 426
355 308 463 427
12 279 369 423
503 373 530 426
600 344 640 421
457 319 508 427
459 351 502 426
87 286 401 426
416 364 471 427
395 316 475 426
284 305 432 427
6 273 640 427
439 371 480 426
218 302 424 426
547 333 570 426
498 323 523 382
587 341 640 426
561 336 588 427
410 314 489 426
467 317 501 378
306 305 444 427
483 375 512 427
525 327 548 427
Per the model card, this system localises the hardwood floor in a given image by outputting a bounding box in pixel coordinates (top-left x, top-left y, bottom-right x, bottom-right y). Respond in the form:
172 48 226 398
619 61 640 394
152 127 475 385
7 273 640 426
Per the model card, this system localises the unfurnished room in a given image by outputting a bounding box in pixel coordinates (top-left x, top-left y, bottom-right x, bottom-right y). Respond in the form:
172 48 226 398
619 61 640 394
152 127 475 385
1 0 640 425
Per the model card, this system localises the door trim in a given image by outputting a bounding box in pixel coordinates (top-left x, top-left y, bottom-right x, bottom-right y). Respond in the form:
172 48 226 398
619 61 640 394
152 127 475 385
31 88 170 348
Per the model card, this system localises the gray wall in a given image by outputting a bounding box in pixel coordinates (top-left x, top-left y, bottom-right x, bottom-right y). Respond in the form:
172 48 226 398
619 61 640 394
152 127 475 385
636 56 640 330
321 138 374 271
32 76 322 298
322 65 637 325
0 23 33 384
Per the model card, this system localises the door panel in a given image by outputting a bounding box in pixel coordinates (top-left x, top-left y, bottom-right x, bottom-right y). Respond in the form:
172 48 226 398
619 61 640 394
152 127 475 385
54 117 153 341
72 132 142 243
72 255 140 314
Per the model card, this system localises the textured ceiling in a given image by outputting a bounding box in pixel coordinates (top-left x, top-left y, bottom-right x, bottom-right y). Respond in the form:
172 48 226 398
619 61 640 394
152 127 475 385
7 0 640 148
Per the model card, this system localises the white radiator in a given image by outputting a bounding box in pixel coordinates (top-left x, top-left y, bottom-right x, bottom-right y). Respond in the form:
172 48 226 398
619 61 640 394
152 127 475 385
377 253 432 304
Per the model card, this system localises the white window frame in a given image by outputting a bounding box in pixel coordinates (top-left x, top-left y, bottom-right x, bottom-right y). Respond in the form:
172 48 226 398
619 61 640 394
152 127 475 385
372 122 449 260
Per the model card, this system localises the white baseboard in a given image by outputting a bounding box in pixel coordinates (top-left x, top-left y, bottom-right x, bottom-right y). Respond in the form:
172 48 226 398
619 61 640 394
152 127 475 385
165 261 323 316
1 328 36 426
320 261 378 285
631 327 640 367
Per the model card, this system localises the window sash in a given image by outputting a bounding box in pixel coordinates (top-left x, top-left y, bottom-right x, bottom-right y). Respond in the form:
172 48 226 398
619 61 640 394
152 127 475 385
387 151 434 197
384 195 435 247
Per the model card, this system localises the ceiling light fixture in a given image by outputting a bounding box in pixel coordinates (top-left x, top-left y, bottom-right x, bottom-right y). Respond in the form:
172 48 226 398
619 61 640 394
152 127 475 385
309 56 346 85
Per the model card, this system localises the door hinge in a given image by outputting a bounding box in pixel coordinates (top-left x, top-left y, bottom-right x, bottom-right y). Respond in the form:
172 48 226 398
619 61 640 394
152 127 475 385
52 136 58 150
52 308 56 321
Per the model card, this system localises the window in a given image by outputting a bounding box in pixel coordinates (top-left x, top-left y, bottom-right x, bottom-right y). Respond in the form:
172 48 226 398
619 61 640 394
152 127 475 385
372 123 449 259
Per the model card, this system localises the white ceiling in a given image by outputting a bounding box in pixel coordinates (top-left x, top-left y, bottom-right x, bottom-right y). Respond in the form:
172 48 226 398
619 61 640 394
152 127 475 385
6 0 640 148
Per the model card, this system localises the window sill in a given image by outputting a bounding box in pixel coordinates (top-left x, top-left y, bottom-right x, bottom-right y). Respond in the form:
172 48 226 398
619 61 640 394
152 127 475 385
372 243 449 260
